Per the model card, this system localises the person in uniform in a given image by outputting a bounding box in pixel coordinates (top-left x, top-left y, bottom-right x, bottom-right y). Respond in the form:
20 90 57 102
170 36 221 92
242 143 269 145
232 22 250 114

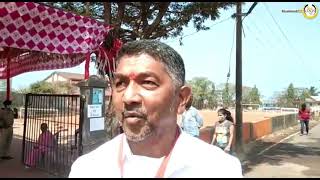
0 100 15 160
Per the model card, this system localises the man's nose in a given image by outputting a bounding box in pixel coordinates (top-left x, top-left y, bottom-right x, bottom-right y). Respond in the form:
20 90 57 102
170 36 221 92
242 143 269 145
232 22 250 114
122 82 142 105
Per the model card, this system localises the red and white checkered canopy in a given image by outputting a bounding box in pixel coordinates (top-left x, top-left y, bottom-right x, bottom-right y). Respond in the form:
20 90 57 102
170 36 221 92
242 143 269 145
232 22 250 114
0 2 121 79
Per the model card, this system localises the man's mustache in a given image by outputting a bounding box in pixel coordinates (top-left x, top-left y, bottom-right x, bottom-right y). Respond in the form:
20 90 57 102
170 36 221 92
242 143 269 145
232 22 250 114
122 109 147 120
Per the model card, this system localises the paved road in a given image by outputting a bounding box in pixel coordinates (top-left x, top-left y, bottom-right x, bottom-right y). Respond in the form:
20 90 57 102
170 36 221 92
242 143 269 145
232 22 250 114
244 123 320 178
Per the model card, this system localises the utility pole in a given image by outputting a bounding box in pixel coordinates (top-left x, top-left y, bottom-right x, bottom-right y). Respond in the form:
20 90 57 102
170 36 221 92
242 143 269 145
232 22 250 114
235 2 244 154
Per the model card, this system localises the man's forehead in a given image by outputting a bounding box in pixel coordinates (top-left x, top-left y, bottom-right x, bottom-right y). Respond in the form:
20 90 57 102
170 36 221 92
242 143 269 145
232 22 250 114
118 53 156 63
113 71 160 79
115 55 168 77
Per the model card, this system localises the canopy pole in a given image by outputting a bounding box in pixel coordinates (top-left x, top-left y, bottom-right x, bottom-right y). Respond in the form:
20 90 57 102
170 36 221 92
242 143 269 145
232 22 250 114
85 52 90 79
6 48 11 101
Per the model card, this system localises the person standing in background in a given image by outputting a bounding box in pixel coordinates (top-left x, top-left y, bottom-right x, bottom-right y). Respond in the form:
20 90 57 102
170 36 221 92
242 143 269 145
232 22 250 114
298 103 311 135
0 100 15 160
211 108 235 154
180 95 204 138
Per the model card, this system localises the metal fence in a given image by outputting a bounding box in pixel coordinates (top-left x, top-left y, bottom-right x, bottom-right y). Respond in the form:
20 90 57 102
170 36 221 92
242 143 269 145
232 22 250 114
22 93 84 177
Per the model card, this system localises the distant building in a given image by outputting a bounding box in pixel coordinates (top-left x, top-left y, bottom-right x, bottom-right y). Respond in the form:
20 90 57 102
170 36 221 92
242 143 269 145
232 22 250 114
42 71 111 97
305 96 320 114
305 96 320 107
261 98 277 107
43 71 86 94
44 71 85 86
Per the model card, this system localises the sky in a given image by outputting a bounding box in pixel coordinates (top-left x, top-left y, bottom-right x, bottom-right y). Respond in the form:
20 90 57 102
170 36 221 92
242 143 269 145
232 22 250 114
6 2 320 100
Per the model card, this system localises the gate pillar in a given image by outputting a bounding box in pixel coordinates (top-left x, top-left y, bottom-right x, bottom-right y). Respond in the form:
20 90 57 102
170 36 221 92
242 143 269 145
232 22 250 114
77 75 108 154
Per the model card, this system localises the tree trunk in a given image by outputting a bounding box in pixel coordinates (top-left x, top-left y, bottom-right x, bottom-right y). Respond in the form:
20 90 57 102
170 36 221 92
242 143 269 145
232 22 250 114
85 2 90 16
104 2 112 25
114 3 125 38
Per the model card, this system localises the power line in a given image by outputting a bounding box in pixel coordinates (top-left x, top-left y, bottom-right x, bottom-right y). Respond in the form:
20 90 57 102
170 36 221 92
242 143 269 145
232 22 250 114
263 3 304 64
243 22 266 48
242 2 282 49
227 21 236 84
263 3 317 78
244 12 278 49
163 16 233 45
247 10 282 48
182 16 232 39
165 2 258 45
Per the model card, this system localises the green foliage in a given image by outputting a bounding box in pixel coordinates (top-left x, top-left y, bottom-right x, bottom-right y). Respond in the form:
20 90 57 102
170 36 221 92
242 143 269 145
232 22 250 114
16 81 73 94
29 81 56 94
242 86 251 105
42 2 238 42
275 91 287 107
0 80 6 91
274 83 310 108
55 82 74 94
0 91 24 107
298 89 311 102
187 77 217 109
222 83 233 108
284 83 296 108
309 86 319 96
248 85 261 105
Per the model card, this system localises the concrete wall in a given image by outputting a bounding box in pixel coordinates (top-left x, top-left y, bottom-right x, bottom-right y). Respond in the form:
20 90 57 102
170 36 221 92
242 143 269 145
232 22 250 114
251 118 272 140
199 113 300 145
271 113 298 133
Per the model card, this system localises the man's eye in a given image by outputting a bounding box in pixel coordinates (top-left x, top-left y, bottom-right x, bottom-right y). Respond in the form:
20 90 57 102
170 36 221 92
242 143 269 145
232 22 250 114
115 81 126 88
143 80 156 85
142 81 158 88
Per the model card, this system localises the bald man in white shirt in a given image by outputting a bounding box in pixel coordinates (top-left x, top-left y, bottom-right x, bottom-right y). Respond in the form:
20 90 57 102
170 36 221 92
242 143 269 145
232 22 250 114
69 40 242 178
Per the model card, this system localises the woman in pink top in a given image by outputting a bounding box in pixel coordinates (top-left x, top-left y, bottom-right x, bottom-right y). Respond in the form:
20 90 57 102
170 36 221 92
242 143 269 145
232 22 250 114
25 123 60 167
298 103 311 135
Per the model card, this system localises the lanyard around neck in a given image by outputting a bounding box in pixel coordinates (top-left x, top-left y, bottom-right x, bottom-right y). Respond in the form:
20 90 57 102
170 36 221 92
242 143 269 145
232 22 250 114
118 127 180 178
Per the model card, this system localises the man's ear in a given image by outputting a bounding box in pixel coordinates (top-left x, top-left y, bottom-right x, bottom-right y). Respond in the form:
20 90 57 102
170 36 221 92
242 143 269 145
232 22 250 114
177 86 192 115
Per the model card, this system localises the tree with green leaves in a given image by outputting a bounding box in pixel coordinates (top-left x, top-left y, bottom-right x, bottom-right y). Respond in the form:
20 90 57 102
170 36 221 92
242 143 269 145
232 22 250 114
43 2 238 42
275 91 287 107
17 81 73 94
222 83 234 108
298 89 311 103
275 83 299 108
248 85 261 105
29 81 56 94
286 83 296 107
242 86 252 105
187 77 217 109
309 86 319 96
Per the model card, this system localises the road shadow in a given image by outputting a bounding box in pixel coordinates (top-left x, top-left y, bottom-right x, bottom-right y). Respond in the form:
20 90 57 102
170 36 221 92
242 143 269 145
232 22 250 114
243 136 320 176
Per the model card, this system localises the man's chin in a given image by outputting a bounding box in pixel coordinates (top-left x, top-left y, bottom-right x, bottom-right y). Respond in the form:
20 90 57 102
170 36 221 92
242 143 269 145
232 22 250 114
124 129 153 142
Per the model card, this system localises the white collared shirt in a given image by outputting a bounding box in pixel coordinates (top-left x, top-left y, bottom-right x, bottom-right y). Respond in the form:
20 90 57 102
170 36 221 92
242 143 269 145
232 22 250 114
69 130 243 178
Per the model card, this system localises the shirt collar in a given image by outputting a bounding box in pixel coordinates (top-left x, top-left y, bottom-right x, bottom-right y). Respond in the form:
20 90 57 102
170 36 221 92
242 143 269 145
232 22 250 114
120 126 188 177
122 135 134 161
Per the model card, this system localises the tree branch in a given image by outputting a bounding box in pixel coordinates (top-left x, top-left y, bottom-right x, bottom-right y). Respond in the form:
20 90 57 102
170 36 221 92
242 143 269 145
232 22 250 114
140 3 151 33
144 2 170 38
114 2 126 37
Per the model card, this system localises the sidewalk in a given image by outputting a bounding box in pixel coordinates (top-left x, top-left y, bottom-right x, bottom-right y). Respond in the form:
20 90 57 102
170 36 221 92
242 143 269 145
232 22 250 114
243 121 320 178
0 135 59 178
